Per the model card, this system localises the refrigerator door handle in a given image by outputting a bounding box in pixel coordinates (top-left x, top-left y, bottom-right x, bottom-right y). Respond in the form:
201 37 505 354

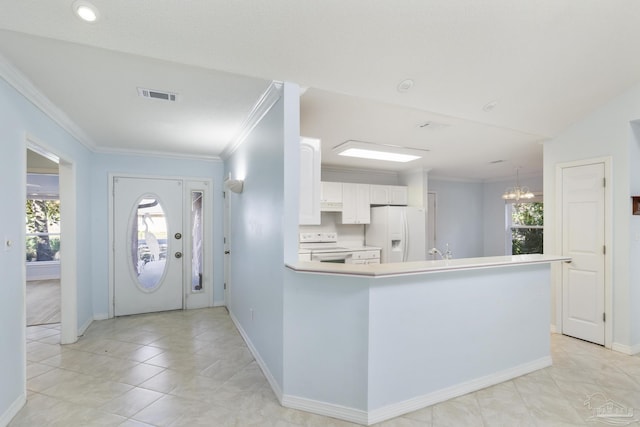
402 209 408 262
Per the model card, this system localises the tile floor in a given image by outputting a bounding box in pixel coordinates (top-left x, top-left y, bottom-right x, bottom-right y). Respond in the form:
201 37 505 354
11 307 640 426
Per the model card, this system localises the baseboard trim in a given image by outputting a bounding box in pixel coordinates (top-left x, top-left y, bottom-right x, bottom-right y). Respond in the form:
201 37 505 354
611 342 640 355
78 316 94 337
366 356 552 425
0 393 26 427
281 356 552 426
228 310 283 401
550 324 557 334
282 395 368 425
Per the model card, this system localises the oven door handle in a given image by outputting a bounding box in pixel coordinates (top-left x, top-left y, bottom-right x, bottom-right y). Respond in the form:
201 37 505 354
312 252 351 262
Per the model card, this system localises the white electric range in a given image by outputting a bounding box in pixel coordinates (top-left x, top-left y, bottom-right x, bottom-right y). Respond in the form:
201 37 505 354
298 232 380 264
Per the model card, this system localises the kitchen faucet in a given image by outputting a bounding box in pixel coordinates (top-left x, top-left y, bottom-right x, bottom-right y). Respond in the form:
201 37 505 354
428 244 453 260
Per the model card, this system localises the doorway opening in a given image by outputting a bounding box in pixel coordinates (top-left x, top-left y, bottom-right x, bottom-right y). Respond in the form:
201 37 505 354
26 137 78 344
26 150 60 326
427 192 437 252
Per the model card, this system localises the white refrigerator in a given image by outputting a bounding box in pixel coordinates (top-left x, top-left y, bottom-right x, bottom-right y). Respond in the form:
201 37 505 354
365 206 426 263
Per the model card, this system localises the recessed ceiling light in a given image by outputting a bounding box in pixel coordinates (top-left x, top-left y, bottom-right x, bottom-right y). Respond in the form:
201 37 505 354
397 79 414 93
482 100 498 112
73 1 99 22
333 140 426 163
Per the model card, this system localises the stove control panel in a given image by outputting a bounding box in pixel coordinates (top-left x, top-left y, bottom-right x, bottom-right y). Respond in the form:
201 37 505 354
299 232 337 243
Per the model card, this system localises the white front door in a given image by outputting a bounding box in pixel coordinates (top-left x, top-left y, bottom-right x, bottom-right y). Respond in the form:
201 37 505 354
223 190 230 306
114 177 183 316
562 163 605 345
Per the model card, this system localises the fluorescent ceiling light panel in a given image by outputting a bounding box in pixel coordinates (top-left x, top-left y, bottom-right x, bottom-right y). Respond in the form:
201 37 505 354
333 140 426 163
338 148 420 162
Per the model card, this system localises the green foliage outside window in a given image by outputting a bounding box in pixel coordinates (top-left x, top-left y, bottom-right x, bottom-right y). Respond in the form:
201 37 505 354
511 202 543 255
25 199 60 261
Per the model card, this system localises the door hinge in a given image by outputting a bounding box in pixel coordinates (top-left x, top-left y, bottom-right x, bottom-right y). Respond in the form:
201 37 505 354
603 312 606 322
224 282 227 290
224 237 226 244
603 245 606 255
223 191 226 198
603 177 606 188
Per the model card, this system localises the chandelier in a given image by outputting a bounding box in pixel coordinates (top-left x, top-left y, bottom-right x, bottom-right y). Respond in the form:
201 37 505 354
502 168 534 201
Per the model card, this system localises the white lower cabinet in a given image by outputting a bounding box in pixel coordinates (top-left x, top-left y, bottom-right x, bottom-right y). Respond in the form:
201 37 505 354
342 183 370 224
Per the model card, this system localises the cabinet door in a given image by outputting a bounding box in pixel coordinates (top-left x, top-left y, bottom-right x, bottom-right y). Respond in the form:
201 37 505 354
370 185 389 205
388 186 408 205
342 183 358 223
321 182 343 203
356 184 371 223
299 137 321 225
342 183 370 224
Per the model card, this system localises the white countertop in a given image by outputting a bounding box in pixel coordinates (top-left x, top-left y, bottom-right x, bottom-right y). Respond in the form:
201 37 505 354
298 245 381 254
287 254 570 277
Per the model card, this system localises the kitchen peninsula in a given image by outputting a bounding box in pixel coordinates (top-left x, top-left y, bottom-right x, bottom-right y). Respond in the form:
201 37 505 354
282 254 568 425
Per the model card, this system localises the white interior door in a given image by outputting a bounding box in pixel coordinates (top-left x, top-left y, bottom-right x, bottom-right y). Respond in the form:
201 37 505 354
114 177 183 316
562 163 605 345
223 189 230 306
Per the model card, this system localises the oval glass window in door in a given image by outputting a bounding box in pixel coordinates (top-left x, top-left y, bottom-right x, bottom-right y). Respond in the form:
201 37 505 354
130 196 168 291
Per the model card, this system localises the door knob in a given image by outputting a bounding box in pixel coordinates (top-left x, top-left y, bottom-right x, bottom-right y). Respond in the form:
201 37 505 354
175 252 183 259
174 232 182 240
224 250 230 255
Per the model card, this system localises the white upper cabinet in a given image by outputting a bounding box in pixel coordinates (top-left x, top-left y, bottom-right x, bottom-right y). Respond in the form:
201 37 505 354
342 183 370 224
299 137 321 225
370 184 408 206
320 181 343 211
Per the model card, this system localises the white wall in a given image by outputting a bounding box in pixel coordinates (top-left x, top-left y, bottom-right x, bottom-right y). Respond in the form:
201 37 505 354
427 179 484 258
224 82 299 393
0 75 93 425
283 270 370 412
630 123 640 348
283 263 551 424
544 82 640 350
367 265 550 412
26 262 60 281
398 168 429 207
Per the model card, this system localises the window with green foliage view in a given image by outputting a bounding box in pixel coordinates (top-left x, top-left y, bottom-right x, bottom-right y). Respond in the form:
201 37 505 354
509 202 543 255
26 199 60 262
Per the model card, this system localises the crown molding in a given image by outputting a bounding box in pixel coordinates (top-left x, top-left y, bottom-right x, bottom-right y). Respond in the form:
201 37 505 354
93 145 222 162
220 81 283 160
0 52 97 151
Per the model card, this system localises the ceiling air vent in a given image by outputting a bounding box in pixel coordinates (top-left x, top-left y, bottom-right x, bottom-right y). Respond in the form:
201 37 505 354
417 121 449 131
137 87 178 102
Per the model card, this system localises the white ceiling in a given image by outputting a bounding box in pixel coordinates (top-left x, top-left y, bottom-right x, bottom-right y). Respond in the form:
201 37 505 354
1 1 640 180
